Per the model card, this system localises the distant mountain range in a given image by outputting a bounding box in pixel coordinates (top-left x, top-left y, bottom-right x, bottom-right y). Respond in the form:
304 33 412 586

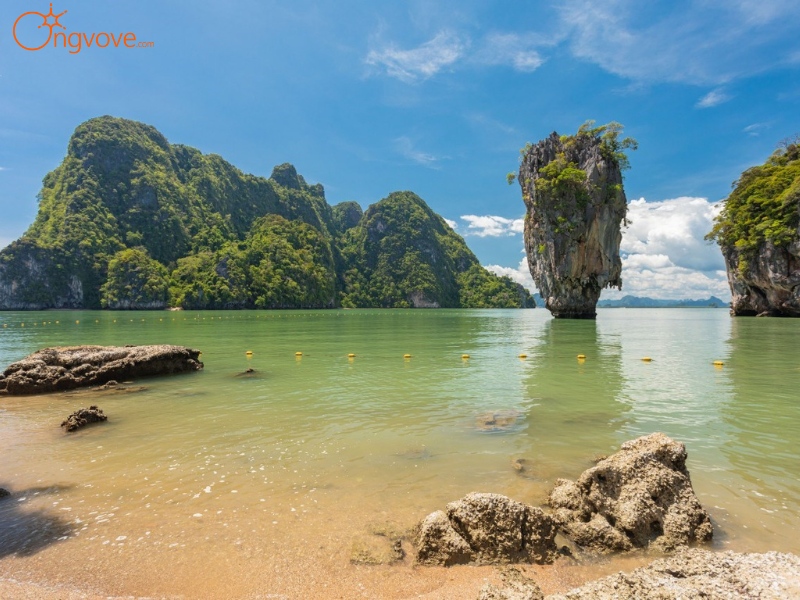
533 294 728 309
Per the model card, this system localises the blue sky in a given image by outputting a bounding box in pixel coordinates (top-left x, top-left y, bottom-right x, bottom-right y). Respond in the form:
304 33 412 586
1 0 799 300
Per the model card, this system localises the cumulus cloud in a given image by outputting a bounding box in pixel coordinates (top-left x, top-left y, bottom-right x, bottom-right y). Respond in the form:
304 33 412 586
486 257 537 293
696 88 732 108
394 136 444 168
482 197 731 300
365 30 467 82
608 196 730 299
443 218 458 230
460 214 524 237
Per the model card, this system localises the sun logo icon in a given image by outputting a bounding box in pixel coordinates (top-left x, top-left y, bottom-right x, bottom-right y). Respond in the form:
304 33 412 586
13 3 68 51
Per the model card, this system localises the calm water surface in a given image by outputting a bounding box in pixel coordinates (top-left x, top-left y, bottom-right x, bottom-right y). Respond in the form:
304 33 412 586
0 308 798 598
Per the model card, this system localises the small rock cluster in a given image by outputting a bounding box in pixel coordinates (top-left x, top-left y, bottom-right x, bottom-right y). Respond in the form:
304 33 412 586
61 405 108 432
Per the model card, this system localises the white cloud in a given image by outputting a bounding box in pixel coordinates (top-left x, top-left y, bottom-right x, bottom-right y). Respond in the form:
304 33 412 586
484 197 731 301
365 30 467 83
486 257 537 293
608 196 730 299
444 218 457 230
622 197 724 271
557 0 800 85
460 214 524 237
473 33 545 72
696 88 731 108
743 122 769 136
394 136 444 168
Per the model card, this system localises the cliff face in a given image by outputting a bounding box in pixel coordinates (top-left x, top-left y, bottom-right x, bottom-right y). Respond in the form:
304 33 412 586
519 128 628 318
709 143 800 316
722 241 800 316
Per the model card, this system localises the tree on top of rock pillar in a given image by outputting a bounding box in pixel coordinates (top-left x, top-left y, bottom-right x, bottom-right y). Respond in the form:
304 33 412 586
515 121 636 319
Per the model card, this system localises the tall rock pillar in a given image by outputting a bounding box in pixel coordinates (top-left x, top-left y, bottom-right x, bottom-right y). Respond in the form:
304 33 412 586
519 128 629 318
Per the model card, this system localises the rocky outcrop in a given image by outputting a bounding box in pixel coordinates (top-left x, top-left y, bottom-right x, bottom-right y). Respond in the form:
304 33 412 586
61 405 107 432
415 493 557 566
548 433 712 553
0 345 203 395
722 241 800 316
0 488 10 499
519 130 627 318
546 549 800 600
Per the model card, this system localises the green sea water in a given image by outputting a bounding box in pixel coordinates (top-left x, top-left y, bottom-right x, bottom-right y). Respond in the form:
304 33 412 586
0 308 798 597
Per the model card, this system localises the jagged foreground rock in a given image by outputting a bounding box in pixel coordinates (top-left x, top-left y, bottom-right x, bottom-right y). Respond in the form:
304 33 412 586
519 127 629 318
414 493 558 566
0 345 203 395
548 433 712 553
545 548 800 600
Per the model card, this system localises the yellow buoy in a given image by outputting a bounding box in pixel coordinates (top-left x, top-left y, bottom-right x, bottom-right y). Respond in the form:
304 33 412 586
403 354 412 359
75 320 79 324
347 353 356 358
295 352 303 357
518 354 527 359
462 354 470 359
713 360 724 367
641 357 652 362
246 351 253 356
2 324 6 328
577 354 586 360
20 323 25 327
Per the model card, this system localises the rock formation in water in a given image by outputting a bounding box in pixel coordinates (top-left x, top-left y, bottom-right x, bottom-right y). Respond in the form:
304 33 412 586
0 116 531 310
518 123 634 318
548 432 712 553
61 405 108 432
708 141 800 316
478 567 544 600
414 492 557 566
545 548 800 600
0 345 203 395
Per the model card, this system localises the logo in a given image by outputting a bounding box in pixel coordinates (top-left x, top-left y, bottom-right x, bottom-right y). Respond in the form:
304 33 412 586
13 3 153 54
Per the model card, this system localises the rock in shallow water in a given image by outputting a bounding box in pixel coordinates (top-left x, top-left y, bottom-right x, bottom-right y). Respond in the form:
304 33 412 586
61 405 107 432
415 493 558 566
0 345 203 395
548 432 712 553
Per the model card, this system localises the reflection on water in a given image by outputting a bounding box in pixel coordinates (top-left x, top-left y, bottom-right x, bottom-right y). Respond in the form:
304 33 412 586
715 317 800 551
0 308 798 597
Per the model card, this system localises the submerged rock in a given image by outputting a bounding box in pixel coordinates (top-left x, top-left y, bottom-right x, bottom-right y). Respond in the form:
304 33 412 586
546 548 800 599
0 345 203 395
476 410 521 432
518 125 631 318
548 433 712 553
0 488 10 499
415 493 557 566
61 405 107 432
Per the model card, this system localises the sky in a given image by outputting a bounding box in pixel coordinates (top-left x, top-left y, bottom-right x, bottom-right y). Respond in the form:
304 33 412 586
1 1 799 301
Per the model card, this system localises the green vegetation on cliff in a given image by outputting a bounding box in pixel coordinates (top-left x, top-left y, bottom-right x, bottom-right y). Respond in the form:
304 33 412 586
0 116 531 310
707 141 800 262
